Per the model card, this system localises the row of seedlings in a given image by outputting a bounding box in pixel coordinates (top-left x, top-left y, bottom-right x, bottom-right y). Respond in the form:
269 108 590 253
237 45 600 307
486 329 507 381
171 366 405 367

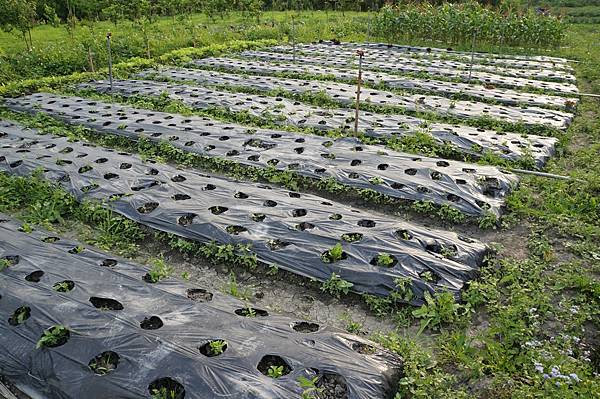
137 67 573 129
6 95 520 218
236 49 579 94
0 215 403 398
191 56 576 110
77 79 558 167
0 120 490 300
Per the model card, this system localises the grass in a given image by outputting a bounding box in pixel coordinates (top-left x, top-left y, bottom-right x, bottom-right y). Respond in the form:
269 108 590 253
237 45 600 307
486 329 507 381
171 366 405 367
0 8 599 399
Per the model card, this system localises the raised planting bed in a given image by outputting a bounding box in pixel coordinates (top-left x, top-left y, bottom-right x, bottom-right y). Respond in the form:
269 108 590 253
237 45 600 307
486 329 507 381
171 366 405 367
139 67 574 130
0 120 489 300
191 56 576 110
257 46 577 83
7 94 520 217
0 215 403 399
272 42 575 73
77 79 559 167
238 50 579 95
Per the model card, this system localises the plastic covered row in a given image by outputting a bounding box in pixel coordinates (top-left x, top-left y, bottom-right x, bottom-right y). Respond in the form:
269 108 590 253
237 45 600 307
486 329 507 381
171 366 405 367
140 67 573 129
7 94 519 217
0 119 489 300
260 45 576 82
191 56 575 110
77 79 557 167
238 49 579 95
271 41 574 72
0 214 404 399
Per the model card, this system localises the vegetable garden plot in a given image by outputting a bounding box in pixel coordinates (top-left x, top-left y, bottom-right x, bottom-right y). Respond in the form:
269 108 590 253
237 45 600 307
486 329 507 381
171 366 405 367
77 79 558 167
0 120 490 301
7 94 520 217
138 68 573 129
278 42 574 72
0 215 404 399
237 50 579 95
259 47 577 83
192 56 575 110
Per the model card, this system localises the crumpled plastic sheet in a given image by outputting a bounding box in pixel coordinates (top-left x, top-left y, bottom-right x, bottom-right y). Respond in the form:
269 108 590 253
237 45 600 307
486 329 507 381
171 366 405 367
139 67 573 129
0 214 404 399
238 49 579 95
6 94 520 217
191 56 575 110
0 120 490 301
76 79 557 168
292 41 574 71
262 45 577 83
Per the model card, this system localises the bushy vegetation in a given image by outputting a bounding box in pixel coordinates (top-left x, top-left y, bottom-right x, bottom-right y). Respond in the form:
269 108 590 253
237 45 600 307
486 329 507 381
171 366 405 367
374 1 567 48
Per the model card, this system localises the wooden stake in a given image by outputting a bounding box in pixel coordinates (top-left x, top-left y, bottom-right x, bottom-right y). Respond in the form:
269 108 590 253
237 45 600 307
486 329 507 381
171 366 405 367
354 49 365 136
106 32 114 96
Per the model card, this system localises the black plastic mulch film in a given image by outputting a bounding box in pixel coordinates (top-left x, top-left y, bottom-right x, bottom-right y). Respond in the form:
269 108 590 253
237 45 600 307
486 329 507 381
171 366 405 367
78 79 558 167
138 66 573 129
246 46 579 94
6 94 519 218
190 56 574 110
0 120 489 301
0 215 404 399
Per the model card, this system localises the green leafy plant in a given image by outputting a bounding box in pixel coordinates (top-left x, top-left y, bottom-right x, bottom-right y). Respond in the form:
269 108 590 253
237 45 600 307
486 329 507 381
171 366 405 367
267 365 284 379
208 340 227 356
321 242 345 263
321 272 353 298
297 376 324 399
145 257 173 283
36 325 69 349
376 252 395 267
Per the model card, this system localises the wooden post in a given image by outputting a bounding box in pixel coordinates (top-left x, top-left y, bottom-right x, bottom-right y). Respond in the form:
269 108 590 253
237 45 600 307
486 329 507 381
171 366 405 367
106 32 113 94
354 49 365 136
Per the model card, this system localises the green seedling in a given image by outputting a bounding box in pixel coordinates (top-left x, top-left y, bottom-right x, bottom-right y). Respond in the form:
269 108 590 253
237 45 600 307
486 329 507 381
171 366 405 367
298 376 324 399
36 325 69 349
321 243 344 263
376 253 395 267
321 273 353 298
267 365 284 379
145 257 173 283
151 387 178 399
208 340 227 356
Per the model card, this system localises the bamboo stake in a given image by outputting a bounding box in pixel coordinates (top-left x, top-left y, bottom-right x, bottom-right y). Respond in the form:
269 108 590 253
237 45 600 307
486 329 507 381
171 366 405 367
354 49 365 136
106 32 114 97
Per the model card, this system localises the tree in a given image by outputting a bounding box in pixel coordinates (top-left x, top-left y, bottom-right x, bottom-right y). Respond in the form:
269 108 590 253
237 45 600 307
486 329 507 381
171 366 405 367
0 0 37 51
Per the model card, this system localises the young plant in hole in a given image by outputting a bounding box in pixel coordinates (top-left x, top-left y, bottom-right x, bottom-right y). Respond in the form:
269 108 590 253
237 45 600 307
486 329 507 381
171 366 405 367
297 376 324 399
267 365 285 379
321 273 353 298
321 243 344 263
376 252 395 267
36 325 69 349
53 281 72 292
89 352 118 375
208 340 227 356
0 258 10 272
151 387 178 399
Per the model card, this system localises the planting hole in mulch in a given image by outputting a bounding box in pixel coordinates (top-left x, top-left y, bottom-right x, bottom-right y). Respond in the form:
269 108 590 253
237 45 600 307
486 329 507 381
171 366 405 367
351 342 377 355
316 372 349 399
89 351 120 375
137 201 159 214
296 222 315 231
101 259 117 267
257 355 292 378
419 269 442 284
209 206 228 215
226 225 248 235
426 243 458 258
266 239 291 250
186 288 213 302
25 270 44 282
42 236 60 243
394 229 413 240
148 377 186 399
37 325 70 349
341 233 363 243
251 213 266 222
321 249 348 264
8 306 31 326
140 316 164 330
292 321 320 333
53 280 75 293
370 253 398 268
172 193 191 201
177 213 196 227
1 255 19 268
199 340 228 357
235 307 268 317
89 297 124 311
